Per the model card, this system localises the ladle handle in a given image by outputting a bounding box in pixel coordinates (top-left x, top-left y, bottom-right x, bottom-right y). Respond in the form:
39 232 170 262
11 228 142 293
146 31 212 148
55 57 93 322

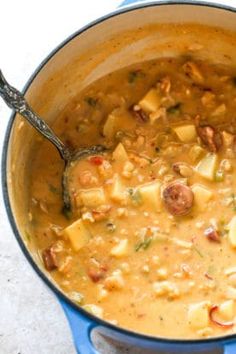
0 70 71 161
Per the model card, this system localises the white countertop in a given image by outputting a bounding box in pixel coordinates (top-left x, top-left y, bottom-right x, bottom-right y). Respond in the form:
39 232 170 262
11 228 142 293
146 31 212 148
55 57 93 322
0 1 235 353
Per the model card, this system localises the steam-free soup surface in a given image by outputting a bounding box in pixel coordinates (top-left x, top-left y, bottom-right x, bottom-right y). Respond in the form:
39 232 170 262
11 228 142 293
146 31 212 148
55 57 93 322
29 57 236 338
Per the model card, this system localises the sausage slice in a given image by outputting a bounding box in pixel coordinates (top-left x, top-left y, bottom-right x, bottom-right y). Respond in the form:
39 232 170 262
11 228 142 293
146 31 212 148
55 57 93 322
163 182 194 216
197 125 222 152
42 246 58 271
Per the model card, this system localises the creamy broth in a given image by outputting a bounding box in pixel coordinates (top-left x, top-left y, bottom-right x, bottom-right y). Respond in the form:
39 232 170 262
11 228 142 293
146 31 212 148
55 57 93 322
30 57 236 338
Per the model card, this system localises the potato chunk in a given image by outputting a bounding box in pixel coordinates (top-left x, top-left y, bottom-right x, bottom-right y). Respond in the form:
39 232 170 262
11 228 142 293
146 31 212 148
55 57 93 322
222 131 234 147
188 302 210 329
110 239 128 257
138 88 161 113
228 215 236 247
189 145 205 162
110 174 127 203
112 143 129 163
138 181 161 211
103 112 118 138
192 184 213 211
195 153 218 181
218 300 234 320
78 188 106 208
63 219 91 251
174 125 197 143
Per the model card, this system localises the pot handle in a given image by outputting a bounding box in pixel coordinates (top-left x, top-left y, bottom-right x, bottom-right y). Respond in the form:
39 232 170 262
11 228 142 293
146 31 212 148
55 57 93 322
120 0 146 6
224 342 236 354
58 297 99 354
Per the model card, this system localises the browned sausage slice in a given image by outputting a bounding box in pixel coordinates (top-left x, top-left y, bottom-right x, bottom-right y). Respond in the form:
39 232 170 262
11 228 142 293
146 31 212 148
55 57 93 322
197 125 222 152
163 182 194 216
42 246 58 271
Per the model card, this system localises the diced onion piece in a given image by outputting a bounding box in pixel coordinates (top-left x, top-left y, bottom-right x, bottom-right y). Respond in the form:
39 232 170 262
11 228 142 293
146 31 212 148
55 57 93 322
188 301 210 329
110 239 128 257
63 219 91 251
225 286 236 300
112 143 129 163
209 305 234 328
171 238 192 249
138 181 161 211
195 153 218 181
173 125 197 143
228 215 236 248
83 304 104 318
225 267 236 276
78 188 106 208
138 88 161 113
192 184 213 211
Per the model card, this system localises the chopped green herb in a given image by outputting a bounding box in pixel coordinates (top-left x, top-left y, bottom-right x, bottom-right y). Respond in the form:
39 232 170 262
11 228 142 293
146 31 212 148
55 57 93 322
76 125 87 133
167 102 182 114
127 188 142 205
48 183 60 195
25 231 31 242
84 96 97 107
62 206 72 220
135 237 153 252
128 70 144 83
214 170 224 182
207 265 215 275
193 245 204 258
106 221 116 233
231 193 236 211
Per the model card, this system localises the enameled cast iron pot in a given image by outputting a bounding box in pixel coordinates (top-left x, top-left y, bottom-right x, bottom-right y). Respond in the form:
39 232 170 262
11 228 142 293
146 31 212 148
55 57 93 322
3 1 236 353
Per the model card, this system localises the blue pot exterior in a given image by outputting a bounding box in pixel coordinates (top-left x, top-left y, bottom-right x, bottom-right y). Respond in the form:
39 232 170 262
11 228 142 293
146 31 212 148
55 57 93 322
2 1 236 353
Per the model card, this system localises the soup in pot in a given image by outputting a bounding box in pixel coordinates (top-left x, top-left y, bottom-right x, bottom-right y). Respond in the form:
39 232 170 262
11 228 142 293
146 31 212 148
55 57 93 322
29 56 236 338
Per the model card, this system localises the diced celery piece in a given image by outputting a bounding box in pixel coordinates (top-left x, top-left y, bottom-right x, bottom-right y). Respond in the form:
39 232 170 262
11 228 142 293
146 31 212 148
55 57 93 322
195 153 218 181
191 184 213 211
138 181 161 211
63 219 91 251
78 188 106 208
138 88 161 113
112 143 129 163
174 125 197 143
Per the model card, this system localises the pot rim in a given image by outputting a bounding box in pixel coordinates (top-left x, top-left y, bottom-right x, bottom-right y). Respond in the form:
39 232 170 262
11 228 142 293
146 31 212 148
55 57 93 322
2 0 236 345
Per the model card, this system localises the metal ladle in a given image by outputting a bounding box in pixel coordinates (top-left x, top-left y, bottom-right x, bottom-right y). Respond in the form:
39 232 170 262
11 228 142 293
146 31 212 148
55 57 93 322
0 70 107 215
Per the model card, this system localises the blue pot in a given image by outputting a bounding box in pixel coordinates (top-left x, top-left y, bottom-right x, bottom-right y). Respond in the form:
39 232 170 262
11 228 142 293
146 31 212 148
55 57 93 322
3 1 236 353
